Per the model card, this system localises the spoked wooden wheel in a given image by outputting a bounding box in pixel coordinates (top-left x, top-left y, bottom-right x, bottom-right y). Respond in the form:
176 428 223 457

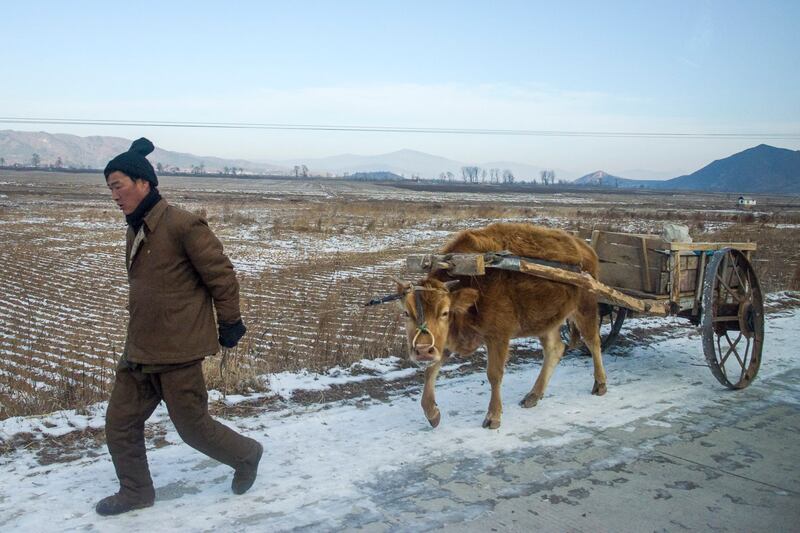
561 304 628 353
701 248 764 389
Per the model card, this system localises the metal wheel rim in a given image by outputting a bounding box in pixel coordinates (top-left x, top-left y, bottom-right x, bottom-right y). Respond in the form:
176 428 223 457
701 248 764 389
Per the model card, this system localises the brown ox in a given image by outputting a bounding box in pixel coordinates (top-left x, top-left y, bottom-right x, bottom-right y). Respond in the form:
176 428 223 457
398 222 605 429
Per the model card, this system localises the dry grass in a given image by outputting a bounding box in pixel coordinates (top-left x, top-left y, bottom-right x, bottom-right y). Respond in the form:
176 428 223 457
247 199 545 237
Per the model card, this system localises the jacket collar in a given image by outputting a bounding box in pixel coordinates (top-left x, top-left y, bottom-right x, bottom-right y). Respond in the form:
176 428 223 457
142 198 168 232
126 199 168 271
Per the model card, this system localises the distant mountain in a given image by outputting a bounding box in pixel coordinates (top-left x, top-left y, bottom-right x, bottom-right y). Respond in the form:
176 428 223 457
662 144 800 193
4 130 795 193
573 170 640 187
0 130 130 168
0 130 287 174
570 145 800 194
278 149 465 179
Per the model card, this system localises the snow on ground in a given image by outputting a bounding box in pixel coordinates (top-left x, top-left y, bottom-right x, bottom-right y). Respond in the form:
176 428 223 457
266 358 418 400
0 302 798 531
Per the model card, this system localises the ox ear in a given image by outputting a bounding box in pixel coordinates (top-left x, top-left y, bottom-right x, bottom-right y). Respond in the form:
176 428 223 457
449 288 479 315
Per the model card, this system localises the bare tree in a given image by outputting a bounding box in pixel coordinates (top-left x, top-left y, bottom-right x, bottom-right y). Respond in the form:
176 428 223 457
157 162 164 172
31 153 41 167
460 166 480 183
446 171 454 182
293 165 301 178
54 157 63 168
502 169 515 184
301 164 309 178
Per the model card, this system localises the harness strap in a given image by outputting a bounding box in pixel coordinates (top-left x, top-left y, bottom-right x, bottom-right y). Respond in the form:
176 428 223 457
414 289 426 328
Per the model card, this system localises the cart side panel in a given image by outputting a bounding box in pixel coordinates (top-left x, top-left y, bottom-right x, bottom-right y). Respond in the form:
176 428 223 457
592 231 669 294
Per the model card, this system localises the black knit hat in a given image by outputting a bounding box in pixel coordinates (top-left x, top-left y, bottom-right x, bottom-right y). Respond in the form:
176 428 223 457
104 138 158 186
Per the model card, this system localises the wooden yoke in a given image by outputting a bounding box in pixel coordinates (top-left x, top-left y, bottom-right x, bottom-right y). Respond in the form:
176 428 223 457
406 252 671 317
407 253 486 276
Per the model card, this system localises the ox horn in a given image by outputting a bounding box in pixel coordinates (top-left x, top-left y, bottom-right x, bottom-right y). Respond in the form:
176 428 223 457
443 280 461 291
390 275 413 294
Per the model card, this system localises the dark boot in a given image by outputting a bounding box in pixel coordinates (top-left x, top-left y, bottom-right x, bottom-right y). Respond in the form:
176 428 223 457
232 442 263 495
95 492 154 516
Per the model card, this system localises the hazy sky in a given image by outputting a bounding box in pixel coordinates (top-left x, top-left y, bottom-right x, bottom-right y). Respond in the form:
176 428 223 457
2 0 798 177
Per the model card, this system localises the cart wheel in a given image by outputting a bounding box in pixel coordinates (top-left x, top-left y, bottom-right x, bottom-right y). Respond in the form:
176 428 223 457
701 248 764 389
598 304 628 351
561 304 628 354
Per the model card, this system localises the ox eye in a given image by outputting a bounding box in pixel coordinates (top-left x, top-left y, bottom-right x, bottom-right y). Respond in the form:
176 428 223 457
441 310 449 318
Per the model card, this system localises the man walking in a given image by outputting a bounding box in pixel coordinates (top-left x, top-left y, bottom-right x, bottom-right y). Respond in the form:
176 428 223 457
97 138 263 516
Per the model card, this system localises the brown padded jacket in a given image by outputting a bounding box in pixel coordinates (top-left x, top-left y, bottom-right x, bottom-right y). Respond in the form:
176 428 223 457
123 199 241 364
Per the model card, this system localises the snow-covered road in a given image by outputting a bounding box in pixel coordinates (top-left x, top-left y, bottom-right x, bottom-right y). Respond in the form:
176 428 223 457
1 300 799 531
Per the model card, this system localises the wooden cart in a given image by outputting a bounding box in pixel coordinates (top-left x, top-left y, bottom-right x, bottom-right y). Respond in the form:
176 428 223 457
406 230 764 390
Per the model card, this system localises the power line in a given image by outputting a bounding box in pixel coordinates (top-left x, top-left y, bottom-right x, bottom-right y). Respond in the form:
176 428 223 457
1 116 798 140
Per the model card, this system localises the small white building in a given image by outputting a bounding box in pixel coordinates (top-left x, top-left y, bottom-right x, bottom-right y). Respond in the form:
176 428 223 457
738 196 756 207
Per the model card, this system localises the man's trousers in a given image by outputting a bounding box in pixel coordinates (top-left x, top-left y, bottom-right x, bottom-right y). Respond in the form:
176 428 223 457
105 361 260 502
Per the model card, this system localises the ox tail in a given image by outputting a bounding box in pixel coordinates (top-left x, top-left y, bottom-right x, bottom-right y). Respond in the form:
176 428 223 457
566 320 583 349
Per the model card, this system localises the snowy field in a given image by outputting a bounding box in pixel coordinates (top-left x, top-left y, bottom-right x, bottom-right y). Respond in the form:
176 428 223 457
1 297 798 531
2 170 799 419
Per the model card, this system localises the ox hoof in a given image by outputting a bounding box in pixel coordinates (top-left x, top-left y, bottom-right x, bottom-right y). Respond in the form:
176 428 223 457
592 381 607 396
427 408 441 428
519 392 542 408
482 416 501 430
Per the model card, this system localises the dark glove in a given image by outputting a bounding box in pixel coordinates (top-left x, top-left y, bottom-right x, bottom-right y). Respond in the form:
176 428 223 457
218 319 246 348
